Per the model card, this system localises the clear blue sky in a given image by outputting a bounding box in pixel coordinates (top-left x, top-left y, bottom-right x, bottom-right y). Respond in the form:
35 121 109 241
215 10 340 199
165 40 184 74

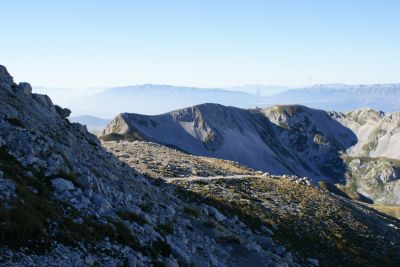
1 0 399 88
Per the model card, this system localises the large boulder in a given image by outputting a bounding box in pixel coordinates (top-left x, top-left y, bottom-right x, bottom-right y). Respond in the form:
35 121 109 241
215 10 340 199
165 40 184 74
55 105 71 119
18 82 32 95
0 65 16 91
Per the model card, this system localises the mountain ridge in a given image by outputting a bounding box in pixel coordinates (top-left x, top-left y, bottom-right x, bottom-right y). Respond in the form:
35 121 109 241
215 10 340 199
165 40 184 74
101 103 400 204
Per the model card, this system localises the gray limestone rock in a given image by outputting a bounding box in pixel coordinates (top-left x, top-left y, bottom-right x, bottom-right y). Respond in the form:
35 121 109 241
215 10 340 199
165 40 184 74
19 82 32 95
51 178 75 191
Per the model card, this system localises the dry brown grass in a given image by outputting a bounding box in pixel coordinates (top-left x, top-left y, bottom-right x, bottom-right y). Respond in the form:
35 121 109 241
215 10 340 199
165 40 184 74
367 204 400 219
173 175 400 267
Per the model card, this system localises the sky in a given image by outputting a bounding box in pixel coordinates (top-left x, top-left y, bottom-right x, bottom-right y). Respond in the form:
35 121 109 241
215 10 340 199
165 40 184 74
1 0 399 88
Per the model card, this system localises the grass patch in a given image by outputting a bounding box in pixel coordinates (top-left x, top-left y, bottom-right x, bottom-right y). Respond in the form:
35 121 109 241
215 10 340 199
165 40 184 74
183 205 201 218
368 204 400 219
217 235 241 245
0 147 58 249
0 202 49 249
114 221 138 247
156 221 174 236
319 181 373 204
116 210 148 226
150 238 171 258
139 200 153 212
6 117 24 128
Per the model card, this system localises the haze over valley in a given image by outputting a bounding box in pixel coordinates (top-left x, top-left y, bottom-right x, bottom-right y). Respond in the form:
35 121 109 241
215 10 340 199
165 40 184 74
38 83 400 120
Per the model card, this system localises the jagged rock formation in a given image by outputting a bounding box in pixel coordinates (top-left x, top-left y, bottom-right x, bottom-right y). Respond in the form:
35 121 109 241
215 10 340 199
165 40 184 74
333 108 400 159
342 156 400 204
101 104 400 204
263 105 356 182
267 105 400 204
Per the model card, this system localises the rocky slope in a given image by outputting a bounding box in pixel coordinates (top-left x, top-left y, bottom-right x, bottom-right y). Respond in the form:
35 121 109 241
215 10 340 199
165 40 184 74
172 176 400 267
103 140 256 179
101 104 400 204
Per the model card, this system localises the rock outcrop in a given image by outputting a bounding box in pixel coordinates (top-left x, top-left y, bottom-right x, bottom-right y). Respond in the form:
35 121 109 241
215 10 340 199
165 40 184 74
334 108 400 159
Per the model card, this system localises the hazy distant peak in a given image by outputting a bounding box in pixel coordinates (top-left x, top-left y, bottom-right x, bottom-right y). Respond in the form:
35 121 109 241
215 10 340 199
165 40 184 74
227 84 289 96
298 83 400 91
104 84 238 94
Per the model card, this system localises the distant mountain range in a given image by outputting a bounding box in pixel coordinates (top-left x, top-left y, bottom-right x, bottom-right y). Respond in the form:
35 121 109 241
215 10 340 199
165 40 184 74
226 84 289 96
261 83 400 112
34 83 400 120
100 103 400 204
89 84 264 117
70 115 111 133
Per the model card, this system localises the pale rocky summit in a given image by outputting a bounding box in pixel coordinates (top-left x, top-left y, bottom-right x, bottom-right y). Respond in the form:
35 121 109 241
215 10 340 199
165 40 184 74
101 103 400 204
101 104 315 177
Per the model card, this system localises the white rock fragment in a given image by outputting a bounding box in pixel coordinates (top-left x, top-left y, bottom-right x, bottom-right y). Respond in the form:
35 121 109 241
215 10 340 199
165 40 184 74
51 178 75 191
307 258 319 266
92 193 111 209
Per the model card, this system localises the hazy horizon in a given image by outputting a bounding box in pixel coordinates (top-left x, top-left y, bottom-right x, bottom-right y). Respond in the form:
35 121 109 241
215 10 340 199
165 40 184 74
29 82 400 119
2 0 400 88
2 0 399 117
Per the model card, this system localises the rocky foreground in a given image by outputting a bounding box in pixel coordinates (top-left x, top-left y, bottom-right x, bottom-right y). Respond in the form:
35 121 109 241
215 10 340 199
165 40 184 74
0 65 400 266
104 140 400 266
103 140 256 179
